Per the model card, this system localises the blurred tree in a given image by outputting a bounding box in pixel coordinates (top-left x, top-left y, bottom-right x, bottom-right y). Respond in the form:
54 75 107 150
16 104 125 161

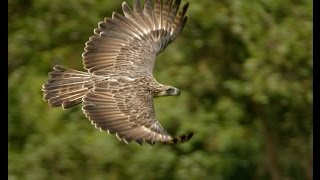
9 0 312 179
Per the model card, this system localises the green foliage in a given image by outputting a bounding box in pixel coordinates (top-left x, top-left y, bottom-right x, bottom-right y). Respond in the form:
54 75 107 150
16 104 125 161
9 0 312 179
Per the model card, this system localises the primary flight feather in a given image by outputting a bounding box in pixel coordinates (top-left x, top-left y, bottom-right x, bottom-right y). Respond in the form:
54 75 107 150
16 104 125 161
42 0 193 145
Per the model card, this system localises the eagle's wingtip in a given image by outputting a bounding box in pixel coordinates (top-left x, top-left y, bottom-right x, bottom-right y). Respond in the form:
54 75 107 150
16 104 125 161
170 131 194 144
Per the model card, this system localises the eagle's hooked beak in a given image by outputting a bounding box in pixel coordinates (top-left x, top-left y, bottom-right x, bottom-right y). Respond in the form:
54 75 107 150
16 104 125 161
175 88 181 96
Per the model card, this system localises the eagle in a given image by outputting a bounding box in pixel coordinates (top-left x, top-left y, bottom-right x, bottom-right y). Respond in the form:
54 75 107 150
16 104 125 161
42 0 193 145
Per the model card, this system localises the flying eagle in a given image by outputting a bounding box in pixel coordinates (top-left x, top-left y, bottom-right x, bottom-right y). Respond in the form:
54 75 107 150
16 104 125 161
42 0 193 145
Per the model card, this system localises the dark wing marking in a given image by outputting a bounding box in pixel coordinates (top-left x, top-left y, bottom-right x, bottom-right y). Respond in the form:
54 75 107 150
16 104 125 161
82 0 189 75
82 80 173 145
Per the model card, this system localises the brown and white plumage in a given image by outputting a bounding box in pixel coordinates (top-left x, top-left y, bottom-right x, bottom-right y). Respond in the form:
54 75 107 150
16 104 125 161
42 0 193 145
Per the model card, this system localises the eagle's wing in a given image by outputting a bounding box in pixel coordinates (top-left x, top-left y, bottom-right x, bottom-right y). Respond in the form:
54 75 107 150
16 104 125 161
81 0 192 145
83 80 191 145
82 0 189 74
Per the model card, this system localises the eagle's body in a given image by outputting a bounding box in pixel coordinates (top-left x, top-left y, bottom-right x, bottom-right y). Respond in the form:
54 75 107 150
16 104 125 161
42 0 192 145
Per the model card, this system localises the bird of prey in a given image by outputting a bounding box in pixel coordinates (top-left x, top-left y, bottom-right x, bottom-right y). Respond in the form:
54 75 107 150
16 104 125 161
42 0 193 145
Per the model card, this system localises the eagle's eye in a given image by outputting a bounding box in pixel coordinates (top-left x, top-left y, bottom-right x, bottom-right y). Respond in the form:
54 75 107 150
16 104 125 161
166 88 175 94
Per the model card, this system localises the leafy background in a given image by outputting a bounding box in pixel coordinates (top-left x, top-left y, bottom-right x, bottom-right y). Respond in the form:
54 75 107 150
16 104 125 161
9 0 312 179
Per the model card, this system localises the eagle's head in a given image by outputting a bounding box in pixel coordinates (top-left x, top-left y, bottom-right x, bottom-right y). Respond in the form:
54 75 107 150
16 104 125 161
155 86 180 97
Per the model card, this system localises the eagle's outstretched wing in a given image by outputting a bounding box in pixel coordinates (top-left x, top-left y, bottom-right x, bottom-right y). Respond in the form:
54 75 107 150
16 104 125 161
82 0 189 74
80 0 192 145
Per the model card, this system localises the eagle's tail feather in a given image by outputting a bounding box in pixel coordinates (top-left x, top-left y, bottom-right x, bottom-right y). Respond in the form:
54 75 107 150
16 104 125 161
42 65 94 109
